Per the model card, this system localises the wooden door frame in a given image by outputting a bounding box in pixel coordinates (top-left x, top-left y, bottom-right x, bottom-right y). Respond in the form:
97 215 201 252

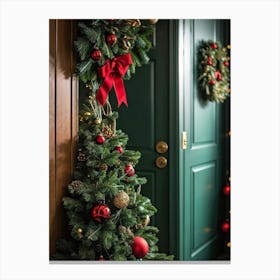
49 19 78 257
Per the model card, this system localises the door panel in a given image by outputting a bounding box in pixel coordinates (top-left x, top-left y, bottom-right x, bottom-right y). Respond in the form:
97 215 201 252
192 162 217 250
179 19 229 260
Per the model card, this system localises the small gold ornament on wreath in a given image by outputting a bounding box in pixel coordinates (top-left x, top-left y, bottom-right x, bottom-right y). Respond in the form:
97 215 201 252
198 40 230 103
113 190 130 209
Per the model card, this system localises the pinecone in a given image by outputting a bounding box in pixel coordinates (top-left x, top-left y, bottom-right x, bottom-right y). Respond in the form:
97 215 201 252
77 152 86 161
118 225 127 234
102 125 114 138
99 163 108 171
69 180 83 192
71 180 83 188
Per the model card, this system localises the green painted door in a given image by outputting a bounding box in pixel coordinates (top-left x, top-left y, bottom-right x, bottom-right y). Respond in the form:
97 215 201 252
110 19 230 260
111 20 177 256
179 19 230 260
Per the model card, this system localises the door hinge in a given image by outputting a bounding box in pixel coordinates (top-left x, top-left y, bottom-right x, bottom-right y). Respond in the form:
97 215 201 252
181 131 187 150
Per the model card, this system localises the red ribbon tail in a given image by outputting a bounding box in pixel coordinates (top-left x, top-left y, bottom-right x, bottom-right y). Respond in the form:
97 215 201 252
113 76 128 107
96 77 113 106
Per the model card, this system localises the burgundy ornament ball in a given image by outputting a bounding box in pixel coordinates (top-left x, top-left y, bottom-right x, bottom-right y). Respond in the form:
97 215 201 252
91 49 102 61
115 146 124 154
131 236 149 259
91 204 111 223
124 164 135 177
209 79 215 86
106 33 117 46
224 61 229 67
211 43 218 49
96 134 105 144
215 70 222 81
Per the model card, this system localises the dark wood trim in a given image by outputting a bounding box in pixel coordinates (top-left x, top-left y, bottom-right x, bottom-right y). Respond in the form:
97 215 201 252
49 19 78 257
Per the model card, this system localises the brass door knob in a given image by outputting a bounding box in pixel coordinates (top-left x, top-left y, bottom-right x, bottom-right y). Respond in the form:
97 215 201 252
155 156 168 168
156 141 168 154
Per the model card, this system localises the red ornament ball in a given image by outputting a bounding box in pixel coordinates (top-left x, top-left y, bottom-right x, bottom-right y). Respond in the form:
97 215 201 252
211 43 218 49
221 222 230 233
124 164 135 177
115 146 124 154
131 236 149 259
224 61 229 67
223 185 230 196
209 79 215 86
215 71 222 81
91 49 102 61
99 255 105 261
106 33 117 46
96 134 105 144
91 204 111 223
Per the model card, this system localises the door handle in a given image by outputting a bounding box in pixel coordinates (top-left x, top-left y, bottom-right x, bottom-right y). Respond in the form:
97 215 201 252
155 156 168 169
156 141 168 154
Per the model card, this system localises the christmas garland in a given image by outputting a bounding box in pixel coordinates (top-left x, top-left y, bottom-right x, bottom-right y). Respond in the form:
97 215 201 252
198 40 231 103
74 19 157 107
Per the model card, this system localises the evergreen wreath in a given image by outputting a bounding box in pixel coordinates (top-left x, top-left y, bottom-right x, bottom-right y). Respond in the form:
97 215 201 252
74 19 156 107
198 40 231 103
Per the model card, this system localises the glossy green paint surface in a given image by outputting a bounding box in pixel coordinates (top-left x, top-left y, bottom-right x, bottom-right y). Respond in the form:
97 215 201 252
179 19 230 260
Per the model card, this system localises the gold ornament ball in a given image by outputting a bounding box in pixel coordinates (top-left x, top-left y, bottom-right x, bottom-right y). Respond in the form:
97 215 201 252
227 44 231 49
227 242 231 247
77 228 83 233
113 190 130 209
84 112 91 116
94 118 101 125
148 19 158 24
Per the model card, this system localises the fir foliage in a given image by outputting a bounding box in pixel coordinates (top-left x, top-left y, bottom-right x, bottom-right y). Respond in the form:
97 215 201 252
52 19 173 261
74 19 155 84
53 109 173 261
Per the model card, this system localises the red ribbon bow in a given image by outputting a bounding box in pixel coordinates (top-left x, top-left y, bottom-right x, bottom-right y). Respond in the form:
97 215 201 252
96 53 132 107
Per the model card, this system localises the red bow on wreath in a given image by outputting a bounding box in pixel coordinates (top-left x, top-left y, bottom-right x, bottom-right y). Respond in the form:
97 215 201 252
96 53 132 107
